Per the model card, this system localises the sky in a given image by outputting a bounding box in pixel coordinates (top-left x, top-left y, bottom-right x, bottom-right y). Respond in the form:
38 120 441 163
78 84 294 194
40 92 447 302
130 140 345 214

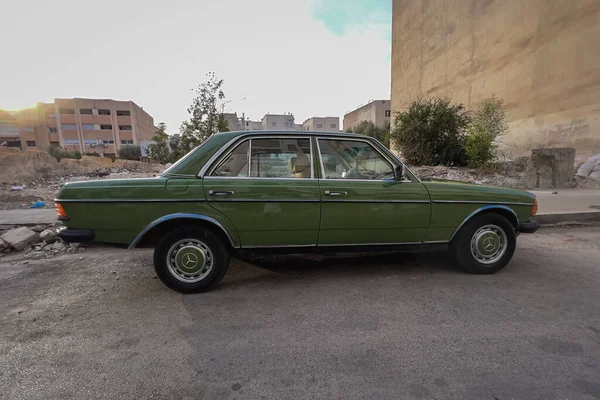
0 0 391 132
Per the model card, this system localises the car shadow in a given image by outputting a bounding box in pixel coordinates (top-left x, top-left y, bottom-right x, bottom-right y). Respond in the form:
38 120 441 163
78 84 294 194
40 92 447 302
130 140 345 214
218 250 459 290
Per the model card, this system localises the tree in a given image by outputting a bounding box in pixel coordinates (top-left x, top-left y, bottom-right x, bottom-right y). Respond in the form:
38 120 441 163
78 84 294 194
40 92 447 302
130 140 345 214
465 96 508 169
390 97 470 166
348 121 391 147
179 72 228 152
147 123 172 164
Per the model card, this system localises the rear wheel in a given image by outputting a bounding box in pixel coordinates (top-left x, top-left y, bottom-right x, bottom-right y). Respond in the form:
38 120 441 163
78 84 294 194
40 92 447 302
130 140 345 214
449 213 516 274
153 227 230 293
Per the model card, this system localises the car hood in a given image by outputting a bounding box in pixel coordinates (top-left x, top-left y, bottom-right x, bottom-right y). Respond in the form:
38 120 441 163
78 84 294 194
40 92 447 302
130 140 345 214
422 179 536 204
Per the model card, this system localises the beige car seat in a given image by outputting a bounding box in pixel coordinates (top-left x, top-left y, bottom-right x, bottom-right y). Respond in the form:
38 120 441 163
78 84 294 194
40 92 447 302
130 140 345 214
287 153 311 178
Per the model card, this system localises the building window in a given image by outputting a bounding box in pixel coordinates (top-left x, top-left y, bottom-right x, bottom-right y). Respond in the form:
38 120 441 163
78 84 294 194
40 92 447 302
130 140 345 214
63 139 79 145
48 127 58 133
120 139 134 145
102 139 114 145
59 108 75 115
116 110 131 116
23 126 34 132
84 139 98 145
49 141 59 147
80 109 93 115
246 121 249 126
98 109 111 115
61 124 77 130
47 113 56 118
330 124 336 129
385 110 391 117
100 124 113 130
26 140 36 147
119 125 132 131
82 124 96 130
316 124 323 129
271 122 276 127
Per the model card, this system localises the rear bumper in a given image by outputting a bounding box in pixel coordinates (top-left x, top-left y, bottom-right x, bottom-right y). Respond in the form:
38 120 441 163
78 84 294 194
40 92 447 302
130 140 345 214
519 220 540 234
58 228 95 243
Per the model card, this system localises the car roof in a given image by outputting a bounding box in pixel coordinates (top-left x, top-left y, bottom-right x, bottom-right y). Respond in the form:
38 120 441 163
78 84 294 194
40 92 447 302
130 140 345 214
213 130 372 141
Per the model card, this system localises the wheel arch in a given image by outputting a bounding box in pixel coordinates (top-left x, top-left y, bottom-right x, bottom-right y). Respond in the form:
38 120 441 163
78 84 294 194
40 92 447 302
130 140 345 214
449 205 519 242
129 213 237 249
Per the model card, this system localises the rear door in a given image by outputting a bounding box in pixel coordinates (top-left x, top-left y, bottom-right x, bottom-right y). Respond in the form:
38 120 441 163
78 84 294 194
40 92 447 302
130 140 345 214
203 135 321 248
316 137 431 245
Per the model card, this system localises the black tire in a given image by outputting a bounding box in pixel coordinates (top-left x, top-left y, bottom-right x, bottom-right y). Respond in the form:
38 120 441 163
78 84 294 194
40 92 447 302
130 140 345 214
153 227 230 293
449 213 516 274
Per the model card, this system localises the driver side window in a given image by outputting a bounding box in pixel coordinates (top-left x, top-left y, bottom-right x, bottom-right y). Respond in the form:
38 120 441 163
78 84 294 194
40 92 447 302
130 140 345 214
318 139 394 180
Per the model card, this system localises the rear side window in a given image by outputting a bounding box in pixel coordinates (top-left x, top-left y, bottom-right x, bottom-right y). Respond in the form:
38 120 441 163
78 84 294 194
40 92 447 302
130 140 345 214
250 138 312 178
210 137 312 179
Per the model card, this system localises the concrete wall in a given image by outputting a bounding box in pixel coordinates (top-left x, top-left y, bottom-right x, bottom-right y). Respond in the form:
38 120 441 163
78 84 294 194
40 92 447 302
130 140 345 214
391 0 600 158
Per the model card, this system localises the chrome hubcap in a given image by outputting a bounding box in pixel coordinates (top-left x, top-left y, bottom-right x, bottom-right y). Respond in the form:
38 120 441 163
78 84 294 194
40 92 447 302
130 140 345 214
167 239 213 283
470 224 507 265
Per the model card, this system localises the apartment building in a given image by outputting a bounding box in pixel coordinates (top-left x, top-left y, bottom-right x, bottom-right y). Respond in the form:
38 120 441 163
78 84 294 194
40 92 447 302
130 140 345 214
302 117 340 132
0 98 154 156
260 113 297 131
343 100 391 131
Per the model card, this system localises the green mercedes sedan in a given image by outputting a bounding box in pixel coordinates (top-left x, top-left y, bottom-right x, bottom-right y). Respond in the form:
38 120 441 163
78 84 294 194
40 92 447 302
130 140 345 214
56 130 539 293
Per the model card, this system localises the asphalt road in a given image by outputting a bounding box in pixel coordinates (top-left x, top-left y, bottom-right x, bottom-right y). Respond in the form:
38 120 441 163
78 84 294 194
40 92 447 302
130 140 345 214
1 227 600 400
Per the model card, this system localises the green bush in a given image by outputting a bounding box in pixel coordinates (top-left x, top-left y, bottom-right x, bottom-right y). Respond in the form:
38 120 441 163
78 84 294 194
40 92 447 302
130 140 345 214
49 147 82 161
465 96 508 169
348 121 390 147
390 97 470 166
118 145 141 161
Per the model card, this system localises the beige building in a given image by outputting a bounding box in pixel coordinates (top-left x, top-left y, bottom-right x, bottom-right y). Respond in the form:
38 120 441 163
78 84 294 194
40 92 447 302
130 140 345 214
391 0 600 157
260 114 297 131
343 100 391 132
0 98 154 156
302 117 340 132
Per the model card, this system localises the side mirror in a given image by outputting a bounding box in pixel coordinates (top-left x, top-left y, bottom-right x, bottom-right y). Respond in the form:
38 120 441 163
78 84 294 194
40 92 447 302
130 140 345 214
394 165 405 181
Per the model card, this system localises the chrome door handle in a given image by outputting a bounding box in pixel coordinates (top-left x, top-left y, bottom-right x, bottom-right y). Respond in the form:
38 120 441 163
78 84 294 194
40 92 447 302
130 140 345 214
208 190 235 196
324 190 347 196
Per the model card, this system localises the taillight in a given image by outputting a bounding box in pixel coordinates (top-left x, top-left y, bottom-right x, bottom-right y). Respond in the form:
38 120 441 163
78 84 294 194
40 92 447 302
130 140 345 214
532 199 538 216
56 203 68 220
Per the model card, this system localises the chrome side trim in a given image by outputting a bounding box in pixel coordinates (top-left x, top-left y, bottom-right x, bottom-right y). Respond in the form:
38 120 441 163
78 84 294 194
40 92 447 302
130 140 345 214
242 244 317 249
55 198 205 203
318 242 423 247
128 213 237 249
449 205 519 242
203 176 316 181
208 199 320 203
321 199 430 203
433 200 534 206
422 240 449 244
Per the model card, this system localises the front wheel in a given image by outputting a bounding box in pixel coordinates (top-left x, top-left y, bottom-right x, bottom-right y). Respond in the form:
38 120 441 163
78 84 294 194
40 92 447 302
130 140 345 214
153 227 230 293
449 213 516 274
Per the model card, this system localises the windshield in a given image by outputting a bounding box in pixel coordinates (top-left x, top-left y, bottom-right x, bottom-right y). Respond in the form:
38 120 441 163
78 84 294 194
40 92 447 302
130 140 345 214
161 135 214 176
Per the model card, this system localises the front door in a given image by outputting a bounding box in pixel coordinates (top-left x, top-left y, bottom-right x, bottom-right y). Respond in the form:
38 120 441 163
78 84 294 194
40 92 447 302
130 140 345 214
316 137 431 246
203 136 321 248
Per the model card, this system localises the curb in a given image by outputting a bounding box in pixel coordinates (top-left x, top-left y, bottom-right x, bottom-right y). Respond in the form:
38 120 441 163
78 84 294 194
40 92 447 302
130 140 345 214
536 211 600 225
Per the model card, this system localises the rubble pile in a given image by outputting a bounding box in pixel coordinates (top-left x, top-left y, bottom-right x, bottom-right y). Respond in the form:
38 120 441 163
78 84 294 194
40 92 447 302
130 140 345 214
0 224 84 258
